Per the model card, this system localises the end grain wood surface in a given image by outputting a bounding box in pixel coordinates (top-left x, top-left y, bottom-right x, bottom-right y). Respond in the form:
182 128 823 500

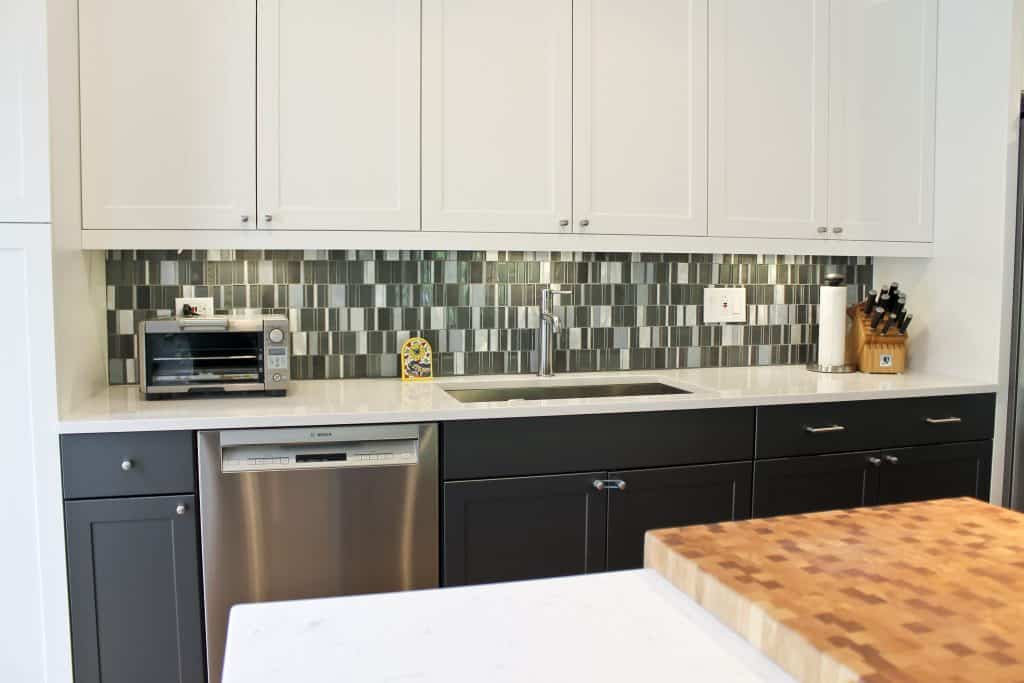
645 498 1024 683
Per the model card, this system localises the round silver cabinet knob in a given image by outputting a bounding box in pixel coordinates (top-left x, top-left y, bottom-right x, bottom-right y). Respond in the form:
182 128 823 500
558 219 569 227
176 503 187 516
579 219 590 228
832 226 844 234
817 226 828 234
240 215 250 223
866 456 882 466
263 214 273 223
884 455 900 465
268 328 284 344
121 459 133 472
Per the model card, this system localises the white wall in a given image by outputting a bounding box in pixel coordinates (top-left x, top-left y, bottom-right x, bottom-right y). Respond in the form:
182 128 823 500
874 0 1022 503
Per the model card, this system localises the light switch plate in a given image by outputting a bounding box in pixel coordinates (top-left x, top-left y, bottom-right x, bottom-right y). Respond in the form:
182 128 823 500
174 296 215 317
703 287 746 324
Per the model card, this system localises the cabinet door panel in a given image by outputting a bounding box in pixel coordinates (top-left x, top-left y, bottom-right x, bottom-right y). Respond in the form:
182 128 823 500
443 473 606 586
829 0 937 242
258 0 420 230
79 0 256 230
708 0 829 239
65 496 203 683
877 441 992 505
573 0 707 236
0 0 49 222
608 462 751 570
423 0 572 233
753 452 879 518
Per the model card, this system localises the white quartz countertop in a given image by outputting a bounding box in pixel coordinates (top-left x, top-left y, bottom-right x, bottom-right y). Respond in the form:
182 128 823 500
221 569 795 683
58 366 996 433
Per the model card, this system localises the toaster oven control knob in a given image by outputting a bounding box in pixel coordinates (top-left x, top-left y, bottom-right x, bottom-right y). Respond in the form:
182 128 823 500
269 329 284 344
273 373 282 383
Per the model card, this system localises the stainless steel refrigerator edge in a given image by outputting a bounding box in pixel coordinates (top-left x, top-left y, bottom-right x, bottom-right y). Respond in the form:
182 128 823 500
198 424 440 683
1005 93 1024 510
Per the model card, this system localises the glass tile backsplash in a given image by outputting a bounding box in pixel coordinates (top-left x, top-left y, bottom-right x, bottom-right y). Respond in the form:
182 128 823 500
105 250 872 384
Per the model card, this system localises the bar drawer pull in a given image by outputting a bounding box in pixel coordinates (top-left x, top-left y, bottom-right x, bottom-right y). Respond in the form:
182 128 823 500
804 425 846 434
925 417 962 425
592 479 627 492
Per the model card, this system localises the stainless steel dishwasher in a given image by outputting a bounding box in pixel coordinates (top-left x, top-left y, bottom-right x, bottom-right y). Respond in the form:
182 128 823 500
198 423 439 683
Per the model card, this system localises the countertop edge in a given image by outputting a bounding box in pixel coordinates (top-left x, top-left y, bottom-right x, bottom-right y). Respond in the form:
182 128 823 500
57 381 998 434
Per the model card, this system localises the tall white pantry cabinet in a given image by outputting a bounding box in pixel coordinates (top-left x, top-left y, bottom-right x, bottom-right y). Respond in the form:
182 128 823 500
75 0 939 248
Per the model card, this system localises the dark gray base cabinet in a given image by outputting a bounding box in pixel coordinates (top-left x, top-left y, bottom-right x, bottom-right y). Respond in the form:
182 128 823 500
65 496 205 683
443 462 752 586
753 441 992 518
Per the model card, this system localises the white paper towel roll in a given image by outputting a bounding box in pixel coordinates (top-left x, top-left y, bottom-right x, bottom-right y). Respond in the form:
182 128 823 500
817 283 848 367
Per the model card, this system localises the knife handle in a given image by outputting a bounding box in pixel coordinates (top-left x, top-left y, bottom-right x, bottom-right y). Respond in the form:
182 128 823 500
870 306 885 329
898 313 913 334
881 313 897 335
878 293 891 311
862 290 877 315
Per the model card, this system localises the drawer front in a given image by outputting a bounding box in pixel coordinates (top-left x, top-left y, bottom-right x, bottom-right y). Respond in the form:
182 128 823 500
756 394 995 459
61 432 195 499
443 408 755 480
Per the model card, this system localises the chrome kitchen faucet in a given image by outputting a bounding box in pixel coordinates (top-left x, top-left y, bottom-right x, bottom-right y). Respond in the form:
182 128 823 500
537 288 572 377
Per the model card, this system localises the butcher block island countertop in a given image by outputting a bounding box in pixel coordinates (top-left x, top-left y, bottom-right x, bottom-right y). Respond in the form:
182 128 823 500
645 498 1024 683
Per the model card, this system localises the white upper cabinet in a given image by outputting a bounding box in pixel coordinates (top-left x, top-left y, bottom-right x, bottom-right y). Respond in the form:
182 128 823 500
0 0 50 223
79 0 256 230
828 0 937 243
258 0 421 231
573 0 708 236
708 0 830 240
422 0 572 233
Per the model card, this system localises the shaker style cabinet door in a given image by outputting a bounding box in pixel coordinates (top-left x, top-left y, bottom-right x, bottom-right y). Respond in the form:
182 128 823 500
257 0 421 231
79 0 256 230
0 0 49 222
572 0 708 236
876 442 992 506
708 0 830 240
606 462 751 571
827 0 937 243
443 473 607 586
65 496 204 683
422 0 572 233
752 451 880 518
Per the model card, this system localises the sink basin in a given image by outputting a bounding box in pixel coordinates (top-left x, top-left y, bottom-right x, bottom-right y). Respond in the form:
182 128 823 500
444 382 692 403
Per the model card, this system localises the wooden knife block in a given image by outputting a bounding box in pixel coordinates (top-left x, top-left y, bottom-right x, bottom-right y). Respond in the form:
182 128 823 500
848 307 907 374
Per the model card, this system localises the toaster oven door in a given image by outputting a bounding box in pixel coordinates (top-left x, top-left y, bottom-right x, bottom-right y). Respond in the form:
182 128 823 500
142 331 264 393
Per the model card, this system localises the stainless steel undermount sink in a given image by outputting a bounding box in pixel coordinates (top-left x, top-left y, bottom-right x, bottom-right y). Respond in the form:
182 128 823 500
444 382 692 403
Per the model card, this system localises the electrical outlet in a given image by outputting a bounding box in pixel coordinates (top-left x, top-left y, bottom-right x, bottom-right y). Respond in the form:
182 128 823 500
174 297 215 317
703 287 746 324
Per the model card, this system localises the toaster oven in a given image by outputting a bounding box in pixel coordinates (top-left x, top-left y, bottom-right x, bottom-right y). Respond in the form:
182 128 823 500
138 315 290 398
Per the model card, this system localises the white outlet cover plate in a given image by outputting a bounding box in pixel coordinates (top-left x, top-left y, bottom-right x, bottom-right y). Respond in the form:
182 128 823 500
703 287 746 324
174 297 215 317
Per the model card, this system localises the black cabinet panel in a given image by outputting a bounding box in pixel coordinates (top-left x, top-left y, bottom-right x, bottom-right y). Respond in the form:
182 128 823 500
61 431 195 499
65 495 205 683
606 462 752 570
877 441 992 505
753 452 879 518
756 394 995 459
444 409 755 479
443 473 606 586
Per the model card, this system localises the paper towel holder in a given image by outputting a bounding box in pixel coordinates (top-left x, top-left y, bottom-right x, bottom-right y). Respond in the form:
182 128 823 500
807 273 857 374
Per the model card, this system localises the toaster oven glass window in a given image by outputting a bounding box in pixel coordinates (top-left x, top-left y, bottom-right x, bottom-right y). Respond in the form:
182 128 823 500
144 332 264 388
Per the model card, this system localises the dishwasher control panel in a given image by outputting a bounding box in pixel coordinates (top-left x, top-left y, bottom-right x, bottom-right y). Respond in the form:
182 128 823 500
221 438 419 473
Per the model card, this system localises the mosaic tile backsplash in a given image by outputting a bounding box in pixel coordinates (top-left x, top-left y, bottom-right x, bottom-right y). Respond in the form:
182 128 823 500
105 250 872 384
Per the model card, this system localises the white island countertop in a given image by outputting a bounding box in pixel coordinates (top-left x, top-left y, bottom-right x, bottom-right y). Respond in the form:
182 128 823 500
221 569 795 683
58 366 996 433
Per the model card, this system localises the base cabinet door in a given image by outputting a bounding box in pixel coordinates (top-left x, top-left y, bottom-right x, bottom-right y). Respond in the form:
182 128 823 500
443 473 606 586
65 495 204 683
606 462 751 570
876 441 992 505
752 452 880 518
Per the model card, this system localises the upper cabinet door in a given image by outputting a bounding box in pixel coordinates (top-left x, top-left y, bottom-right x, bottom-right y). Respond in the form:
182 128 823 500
573 0 708 236
258 0 421 231
0 0 49 222
79 0 256 230
828 0 937 243
708 0 829 239
422 0 572 233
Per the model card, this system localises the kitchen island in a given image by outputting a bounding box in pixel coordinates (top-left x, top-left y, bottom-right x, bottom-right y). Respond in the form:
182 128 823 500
221 569 794 683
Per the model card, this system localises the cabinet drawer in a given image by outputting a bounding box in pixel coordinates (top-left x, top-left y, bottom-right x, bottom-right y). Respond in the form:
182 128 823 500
61 432 195 499
444 408 755 480
756 394 995 459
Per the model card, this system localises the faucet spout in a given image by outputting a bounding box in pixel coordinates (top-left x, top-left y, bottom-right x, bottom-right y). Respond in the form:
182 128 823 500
537 288 572 377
